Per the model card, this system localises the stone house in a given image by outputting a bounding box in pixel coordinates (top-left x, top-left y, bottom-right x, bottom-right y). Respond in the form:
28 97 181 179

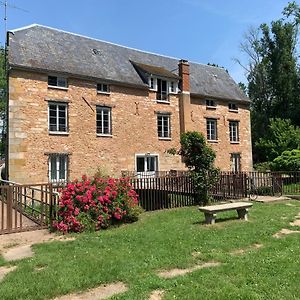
6 24 252 184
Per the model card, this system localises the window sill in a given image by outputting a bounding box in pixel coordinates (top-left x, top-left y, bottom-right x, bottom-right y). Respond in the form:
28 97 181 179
97 134 113 138
159 137 171 141
156 100 170 104
49 131 69 136
229 109 239 113
208 140 218 143
230 141 240 144
97 91 110 95
206 106 217 110
48 85 68 91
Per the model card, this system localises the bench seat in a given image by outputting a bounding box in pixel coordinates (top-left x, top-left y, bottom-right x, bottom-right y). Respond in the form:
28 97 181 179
199 202 253 224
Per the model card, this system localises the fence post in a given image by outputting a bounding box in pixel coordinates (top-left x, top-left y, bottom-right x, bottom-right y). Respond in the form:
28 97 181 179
6 186 13 231
49 183 54 226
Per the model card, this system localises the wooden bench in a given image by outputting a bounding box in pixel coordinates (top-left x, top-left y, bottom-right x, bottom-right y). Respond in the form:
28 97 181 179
198 202 253 224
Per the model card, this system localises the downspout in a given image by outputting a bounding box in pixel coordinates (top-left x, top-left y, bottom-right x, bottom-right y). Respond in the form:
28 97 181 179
4 31 10 180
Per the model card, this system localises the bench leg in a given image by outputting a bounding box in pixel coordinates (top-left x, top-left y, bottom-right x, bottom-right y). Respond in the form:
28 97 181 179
237 208 248 221
204 213 217 224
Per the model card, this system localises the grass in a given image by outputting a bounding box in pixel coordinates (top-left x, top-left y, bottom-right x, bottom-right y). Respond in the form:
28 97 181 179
0 201 299 299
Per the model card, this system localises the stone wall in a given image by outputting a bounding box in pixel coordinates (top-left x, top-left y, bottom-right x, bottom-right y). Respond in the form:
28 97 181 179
8 69 252 184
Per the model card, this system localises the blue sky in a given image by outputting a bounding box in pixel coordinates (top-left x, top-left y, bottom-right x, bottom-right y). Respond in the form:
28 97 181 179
0 0 291 83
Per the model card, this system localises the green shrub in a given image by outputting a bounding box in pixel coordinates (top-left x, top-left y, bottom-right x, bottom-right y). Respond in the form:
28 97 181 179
271 149 300 171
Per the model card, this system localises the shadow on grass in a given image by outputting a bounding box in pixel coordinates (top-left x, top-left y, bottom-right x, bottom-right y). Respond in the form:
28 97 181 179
193 216 246 225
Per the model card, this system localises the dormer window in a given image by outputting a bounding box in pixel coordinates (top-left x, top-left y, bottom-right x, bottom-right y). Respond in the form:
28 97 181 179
148 76 177 102
97 83 110 94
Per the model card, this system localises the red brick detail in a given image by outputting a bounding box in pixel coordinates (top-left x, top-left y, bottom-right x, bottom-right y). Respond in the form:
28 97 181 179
178 60 190 92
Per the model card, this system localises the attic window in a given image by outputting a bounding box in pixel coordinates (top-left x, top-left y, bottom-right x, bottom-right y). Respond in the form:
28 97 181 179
97 83 110 94
228 103 238 112
92 49 102 55
48 76 68 89
206 99 216 108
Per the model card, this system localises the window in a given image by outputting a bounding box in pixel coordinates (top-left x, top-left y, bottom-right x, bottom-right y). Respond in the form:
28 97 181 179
48 76 67 88
206 118 217 141
156 78 168 101
206 99 216 108
97 83 110 93
96 106 112 135
169 81 176 93
231 153 241 172
49 154 68 182
48 102 68 133
229 121 239 142
136 155 158 174
149 77 155 90
157 114 171 138
229 103 238 111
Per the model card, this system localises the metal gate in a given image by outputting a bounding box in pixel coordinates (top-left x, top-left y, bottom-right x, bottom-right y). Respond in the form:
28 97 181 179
0 183 58 235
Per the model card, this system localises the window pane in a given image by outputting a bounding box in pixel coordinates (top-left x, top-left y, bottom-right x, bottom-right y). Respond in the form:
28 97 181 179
50 156 57 181
48 76 57 86
59 156 66 180
147 156 156 172
136 157 145 172
57 77 67 88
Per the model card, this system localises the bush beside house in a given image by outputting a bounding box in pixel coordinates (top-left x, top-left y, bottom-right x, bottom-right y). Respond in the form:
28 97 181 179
53 175 142 233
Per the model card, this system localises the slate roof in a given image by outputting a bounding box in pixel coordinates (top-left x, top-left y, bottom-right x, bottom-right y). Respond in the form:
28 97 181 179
8 24 249 102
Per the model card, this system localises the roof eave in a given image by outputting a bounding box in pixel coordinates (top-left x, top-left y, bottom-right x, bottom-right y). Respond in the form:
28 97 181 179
8 64 149 90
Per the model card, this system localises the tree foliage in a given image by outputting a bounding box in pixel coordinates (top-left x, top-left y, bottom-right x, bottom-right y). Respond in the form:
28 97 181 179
238 2 300 163
271 149 300 171
180 131 219 205
255 118 300 161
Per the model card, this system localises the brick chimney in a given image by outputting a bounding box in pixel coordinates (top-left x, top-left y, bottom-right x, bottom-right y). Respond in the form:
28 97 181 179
178 59 191 134
178 59 190 92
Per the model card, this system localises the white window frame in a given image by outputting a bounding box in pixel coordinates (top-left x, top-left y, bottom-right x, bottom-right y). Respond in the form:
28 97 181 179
135 153 159 177
229 103 238 112
96 106 112 136
48 154 68 183
206 99 216 108
148 76 177 99
157 114 171 139
48 75 68 89
231 153 241 172
229 121 239 143
206 118 218 141
97 83 110 94
48 102 68 134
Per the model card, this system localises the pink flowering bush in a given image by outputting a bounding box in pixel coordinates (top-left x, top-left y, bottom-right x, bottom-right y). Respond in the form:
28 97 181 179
52 175 141 233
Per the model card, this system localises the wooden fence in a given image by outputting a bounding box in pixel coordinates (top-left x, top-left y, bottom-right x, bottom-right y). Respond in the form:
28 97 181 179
128 171 300 211
130 174 196 211
0 182 58 235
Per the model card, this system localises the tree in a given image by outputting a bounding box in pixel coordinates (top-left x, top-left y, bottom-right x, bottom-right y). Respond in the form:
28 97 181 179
255 118 300 161
271 149 300 171
180 131 219 205
237 2 300 163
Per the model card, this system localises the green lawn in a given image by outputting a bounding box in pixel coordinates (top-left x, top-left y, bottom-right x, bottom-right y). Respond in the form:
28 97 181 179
0 201 300 300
